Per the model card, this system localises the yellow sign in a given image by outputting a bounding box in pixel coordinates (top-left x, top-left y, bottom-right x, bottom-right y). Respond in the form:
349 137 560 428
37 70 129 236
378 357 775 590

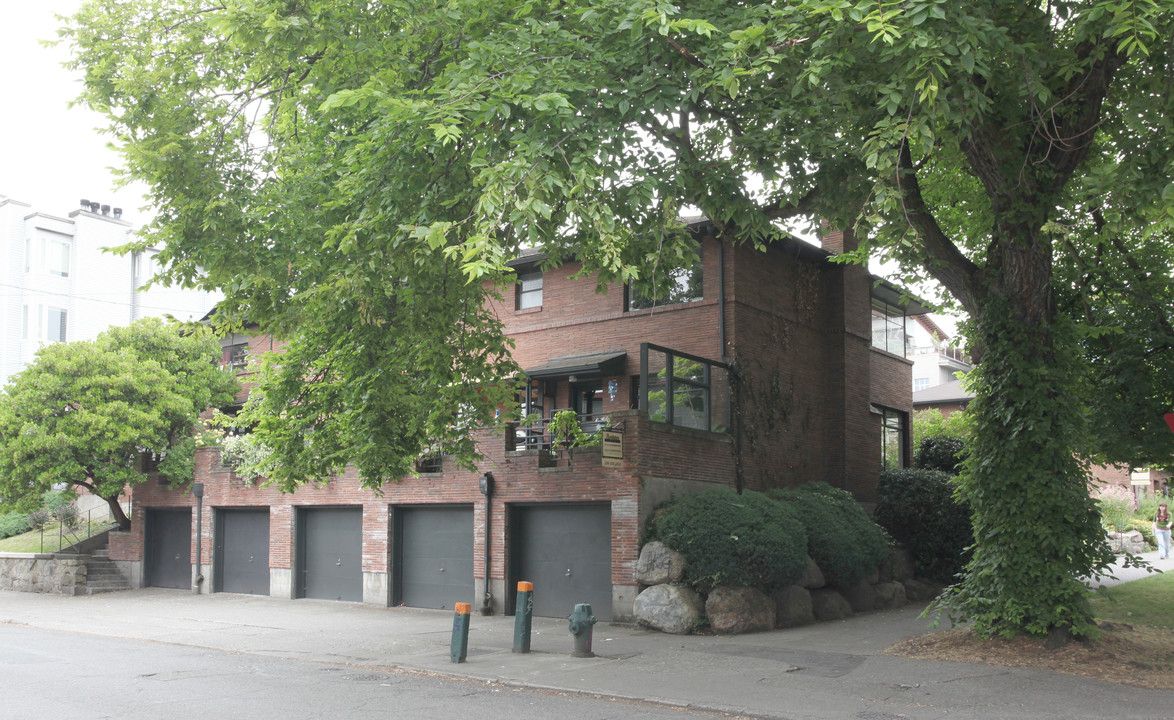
601 429 623 467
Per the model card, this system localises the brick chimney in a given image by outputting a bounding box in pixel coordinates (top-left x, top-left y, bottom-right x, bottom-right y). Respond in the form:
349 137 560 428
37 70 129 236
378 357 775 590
820 224 858 254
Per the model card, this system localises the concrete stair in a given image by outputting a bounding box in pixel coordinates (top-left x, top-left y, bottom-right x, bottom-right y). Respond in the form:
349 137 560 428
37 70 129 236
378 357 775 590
81 550 131 595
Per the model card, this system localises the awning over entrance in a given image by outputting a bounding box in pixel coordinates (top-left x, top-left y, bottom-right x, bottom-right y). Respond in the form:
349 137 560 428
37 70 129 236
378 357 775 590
525 350 627 379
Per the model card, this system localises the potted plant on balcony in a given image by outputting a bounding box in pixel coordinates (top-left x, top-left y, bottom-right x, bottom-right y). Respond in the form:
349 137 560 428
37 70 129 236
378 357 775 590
547 409 602 467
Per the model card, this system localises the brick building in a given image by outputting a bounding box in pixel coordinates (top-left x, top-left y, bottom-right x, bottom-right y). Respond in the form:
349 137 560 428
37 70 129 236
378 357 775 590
108 222 924 621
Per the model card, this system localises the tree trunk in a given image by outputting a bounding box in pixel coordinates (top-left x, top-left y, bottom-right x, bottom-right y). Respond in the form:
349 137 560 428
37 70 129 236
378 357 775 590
945 237 1113 637
105 493 131 531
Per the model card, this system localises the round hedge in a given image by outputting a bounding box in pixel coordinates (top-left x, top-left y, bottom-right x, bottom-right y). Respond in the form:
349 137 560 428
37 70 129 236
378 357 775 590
873 468 973 582
648 488 808 593
767 482 890 588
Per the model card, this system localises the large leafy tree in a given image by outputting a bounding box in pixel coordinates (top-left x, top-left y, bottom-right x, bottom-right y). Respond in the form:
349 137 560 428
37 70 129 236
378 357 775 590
63 0 1174 636
0 319 239 529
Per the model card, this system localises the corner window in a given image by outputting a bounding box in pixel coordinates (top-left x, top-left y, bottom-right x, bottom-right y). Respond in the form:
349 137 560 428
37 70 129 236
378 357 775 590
45 237 71 278
871 299 907 355
223 342 249 370
628 255 703 311
639 343 730 433
516 269 543 310
880 407 906 469
46 306 68 343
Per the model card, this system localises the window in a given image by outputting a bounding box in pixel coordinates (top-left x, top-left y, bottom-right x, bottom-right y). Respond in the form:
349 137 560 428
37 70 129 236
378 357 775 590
628 254 703 311
45 237 71 277
415 453 443 474
24 305 68 343
516 269 543 310
46 306 67 342
638 343 730 433
880 407 906 469
913 377 930 392
871 299 907 355
223 342 250 370
24 238 32 273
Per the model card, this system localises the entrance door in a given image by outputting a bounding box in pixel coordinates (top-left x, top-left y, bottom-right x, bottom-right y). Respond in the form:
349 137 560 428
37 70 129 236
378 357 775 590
297 507 362 602
509 503 612 620
145 508 192 589
214 509 270 595
394 506 474 610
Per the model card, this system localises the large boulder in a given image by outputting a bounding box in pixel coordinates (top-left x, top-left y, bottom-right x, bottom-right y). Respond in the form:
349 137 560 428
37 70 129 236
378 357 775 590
633 584 704 634
839 579 877 613
798 556 826 589
772 585 814 628
810 588 853 621
636 541 687 586
873 581 908 610
902 577 943 602
706 585 775 634
889 547 916 582
1107 530 1146 555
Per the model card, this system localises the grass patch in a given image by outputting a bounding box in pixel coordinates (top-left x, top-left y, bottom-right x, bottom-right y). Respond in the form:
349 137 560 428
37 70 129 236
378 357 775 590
0 522 95 553
1090 570 1174 629
887 570 1174 689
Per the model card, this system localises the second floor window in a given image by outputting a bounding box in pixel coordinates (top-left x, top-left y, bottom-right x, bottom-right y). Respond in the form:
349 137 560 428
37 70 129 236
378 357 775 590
628 257 703 311
23 304 68 343
913 377 930 392
871 299 907 355
224 343 249 369
516 269 543 309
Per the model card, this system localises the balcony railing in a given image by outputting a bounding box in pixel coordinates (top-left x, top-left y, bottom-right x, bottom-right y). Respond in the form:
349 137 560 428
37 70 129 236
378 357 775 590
505 410 607 453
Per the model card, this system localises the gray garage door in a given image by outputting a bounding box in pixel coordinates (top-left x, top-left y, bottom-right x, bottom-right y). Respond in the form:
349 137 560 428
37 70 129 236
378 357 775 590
214 508 270 596
145 508 191 590
394 505 474 610
297 507 362 602
509 503 612 621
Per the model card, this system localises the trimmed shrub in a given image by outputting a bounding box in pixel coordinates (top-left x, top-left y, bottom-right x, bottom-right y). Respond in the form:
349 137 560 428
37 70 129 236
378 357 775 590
648 488 808 593
0 512 31 539
915 435 968 474
26 509 50 530
768 482 890 588
874 469 973 582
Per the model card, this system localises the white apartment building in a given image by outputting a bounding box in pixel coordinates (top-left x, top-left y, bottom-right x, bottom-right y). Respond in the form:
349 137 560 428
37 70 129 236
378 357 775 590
907 314 971 392
1 194 221 390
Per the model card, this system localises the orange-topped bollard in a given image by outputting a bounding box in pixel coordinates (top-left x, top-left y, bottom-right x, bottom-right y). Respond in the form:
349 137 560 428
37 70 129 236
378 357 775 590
451 602 472 663
513 581 534 653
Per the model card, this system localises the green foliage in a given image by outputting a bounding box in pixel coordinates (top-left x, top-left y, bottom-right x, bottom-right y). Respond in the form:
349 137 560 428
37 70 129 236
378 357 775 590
874 468 973 582
27 509 50 530
0 318 239 528
934 304 1117 639
648 488 807 593
41 490 74 514
218 434 277 484
915 435 969 474
912 408 973 455
767 483 890 588
63 0 1174 635
0 512 30 539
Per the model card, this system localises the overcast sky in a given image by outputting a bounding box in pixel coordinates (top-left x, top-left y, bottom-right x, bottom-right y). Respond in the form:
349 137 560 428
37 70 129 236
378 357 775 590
0 1 150 223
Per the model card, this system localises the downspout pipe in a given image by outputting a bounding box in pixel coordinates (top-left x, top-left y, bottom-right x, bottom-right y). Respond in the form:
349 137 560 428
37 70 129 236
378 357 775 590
480 472 495 615
717 239 745 495
192 483 205 593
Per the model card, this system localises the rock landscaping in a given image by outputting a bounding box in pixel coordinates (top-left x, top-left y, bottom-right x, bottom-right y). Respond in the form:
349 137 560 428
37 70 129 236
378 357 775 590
634 542 944 634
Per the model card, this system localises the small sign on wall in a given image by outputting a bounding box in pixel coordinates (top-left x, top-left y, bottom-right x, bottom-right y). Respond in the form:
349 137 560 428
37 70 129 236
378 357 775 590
1131 468 1151 485
601 429 623 468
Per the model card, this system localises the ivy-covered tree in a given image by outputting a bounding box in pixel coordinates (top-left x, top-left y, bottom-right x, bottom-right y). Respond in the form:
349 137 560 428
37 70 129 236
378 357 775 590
62 0 1174 637
0 319 239 529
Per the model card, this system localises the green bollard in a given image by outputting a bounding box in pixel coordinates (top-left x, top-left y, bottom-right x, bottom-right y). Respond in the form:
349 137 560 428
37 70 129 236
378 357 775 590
450 602 472 663
513 581 534 653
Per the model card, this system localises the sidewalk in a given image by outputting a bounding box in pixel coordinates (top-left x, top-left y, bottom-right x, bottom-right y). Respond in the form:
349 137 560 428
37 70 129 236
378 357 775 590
1 574 1170 720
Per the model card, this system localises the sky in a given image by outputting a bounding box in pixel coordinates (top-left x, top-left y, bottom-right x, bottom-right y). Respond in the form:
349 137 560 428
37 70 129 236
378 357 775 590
0 1 150 223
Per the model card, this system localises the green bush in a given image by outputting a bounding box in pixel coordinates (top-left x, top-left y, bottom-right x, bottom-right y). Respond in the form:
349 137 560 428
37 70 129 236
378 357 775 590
915 435 968 474
768 482 890 588
874 468 973 582
27 509 50 530
41 490 74 513
648 488 808 593
0 512 30 539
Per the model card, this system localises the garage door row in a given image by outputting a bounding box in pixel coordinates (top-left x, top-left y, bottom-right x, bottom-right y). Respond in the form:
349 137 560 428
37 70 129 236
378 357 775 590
144 503 614 619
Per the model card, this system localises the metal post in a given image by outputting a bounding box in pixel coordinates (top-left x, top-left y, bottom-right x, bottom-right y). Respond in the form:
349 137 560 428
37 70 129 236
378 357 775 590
450 602 472 663
512 581 533 653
